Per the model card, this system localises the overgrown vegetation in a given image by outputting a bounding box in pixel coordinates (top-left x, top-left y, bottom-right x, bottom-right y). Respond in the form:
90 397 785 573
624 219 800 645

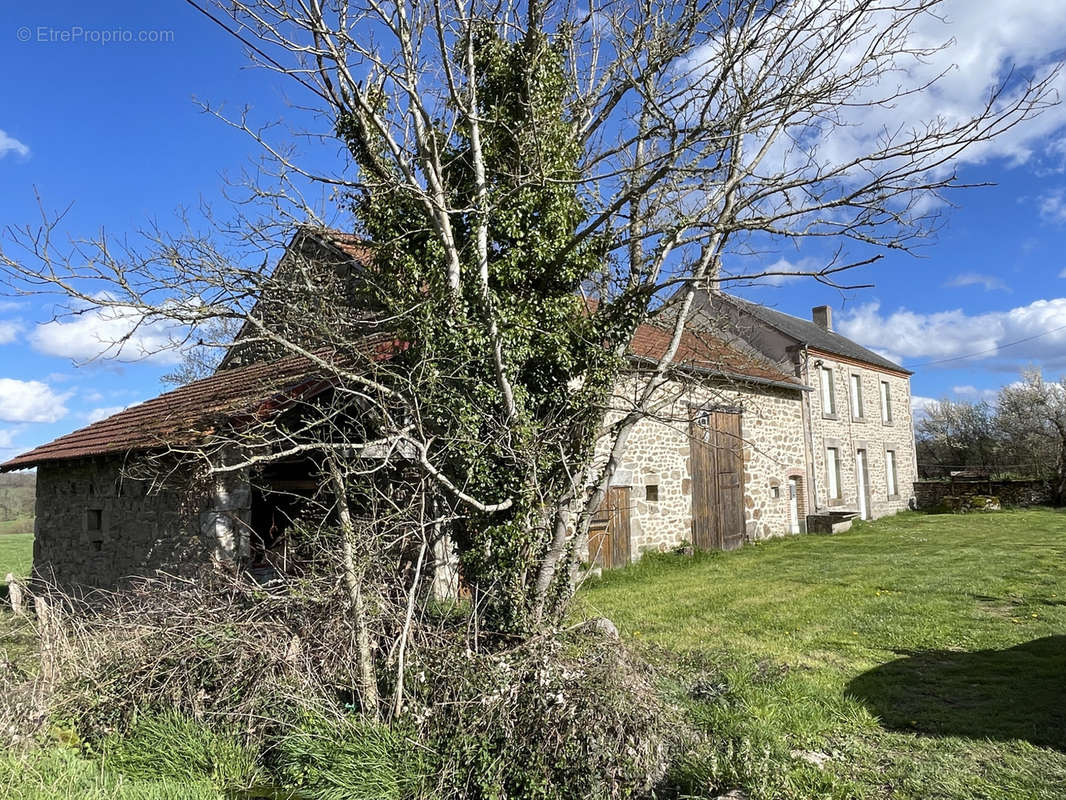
1 511 1065 797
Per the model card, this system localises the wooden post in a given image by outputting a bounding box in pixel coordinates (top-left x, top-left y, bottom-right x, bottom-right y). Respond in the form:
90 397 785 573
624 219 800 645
6 574 23 616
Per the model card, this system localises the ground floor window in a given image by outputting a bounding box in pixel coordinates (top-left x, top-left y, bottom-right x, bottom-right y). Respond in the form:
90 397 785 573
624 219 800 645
826 447 842 500
886 449 898 497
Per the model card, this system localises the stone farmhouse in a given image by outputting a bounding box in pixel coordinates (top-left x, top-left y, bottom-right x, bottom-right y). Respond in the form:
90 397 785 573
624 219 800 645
1 230 916 588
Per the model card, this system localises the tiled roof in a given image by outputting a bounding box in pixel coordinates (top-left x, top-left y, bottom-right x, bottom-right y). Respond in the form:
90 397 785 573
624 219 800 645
0 355 332 472
715 294 910 374
628 321 803 388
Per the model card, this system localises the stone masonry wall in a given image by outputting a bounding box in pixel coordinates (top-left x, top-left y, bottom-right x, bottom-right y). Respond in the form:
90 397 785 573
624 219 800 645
33 457 251 591
913 478 1055 509
805 354 916 519
598 377 807 559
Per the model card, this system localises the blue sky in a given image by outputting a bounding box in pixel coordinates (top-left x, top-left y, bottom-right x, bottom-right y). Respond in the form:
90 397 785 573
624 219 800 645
1 0 1066 462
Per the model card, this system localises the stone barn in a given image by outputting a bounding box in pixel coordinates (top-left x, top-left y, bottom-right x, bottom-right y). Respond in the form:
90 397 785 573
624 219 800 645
1 229 918 588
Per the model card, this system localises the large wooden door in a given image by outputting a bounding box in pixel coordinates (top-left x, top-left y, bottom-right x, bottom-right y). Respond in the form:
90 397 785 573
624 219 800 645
690 409 746 551
588 486 632 569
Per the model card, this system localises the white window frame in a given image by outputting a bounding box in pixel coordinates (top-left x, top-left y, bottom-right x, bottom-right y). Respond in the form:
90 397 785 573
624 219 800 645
820 366 836 417
826 447 842 500
880 380 892 424
886 449 898 497
849 373 864 420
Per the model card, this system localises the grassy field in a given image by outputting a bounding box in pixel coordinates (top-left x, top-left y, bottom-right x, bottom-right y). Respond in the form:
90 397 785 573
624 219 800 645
0 531 34 577
1 513 1064 798
582 509 1066 799
0 516 34 537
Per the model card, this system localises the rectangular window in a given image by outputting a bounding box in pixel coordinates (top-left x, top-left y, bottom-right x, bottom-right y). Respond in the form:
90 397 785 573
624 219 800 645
886 450 898 497
820 366 836 416
850 374 864 419
645 484 659 502
880 380 892 423
87 509 102 532
826 447 842 500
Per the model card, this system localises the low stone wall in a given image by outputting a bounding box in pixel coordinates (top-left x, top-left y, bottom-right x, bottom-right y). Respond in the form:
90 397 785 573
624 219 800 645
913 479 1055 510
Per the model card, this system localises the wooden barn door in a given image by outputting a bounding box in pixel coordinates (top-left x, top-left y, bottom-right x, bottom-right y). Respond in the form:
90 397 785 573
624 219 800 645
588 486 632 569
690 409 746 551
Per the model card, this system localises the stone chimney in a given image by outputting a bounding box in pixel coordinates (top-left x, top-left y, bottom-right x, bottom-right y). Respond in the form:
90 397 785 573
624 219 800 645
812 305 832 331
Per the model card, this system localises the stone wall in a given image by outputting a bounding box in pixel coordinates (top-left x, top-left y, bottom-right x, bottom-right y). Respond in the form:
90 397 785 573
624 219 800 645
599 376 807 559
804 353 916 520
913 479 1055 509
33 457 251 591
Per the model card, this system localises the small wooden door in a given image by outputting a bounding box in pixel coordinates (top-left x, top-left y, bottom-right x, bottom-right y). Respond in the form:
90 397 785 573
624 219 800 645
588 486 632 569
690 409 746 551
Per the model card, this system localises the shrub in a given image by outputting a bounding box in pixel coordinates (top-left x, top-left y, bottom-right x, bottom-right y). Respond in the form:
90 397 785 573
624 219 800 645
413 623 673 800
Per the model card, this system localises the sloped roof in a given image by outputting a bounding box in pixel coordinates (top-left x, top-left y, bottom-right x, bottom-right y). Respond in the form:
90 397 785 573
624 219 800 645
721 294 910 374
628 320 804 389
0 354 332 472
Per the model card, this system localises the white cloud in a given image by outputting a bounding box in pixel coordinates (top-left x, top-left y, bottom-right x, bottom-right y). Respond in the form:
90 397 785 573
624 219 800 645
0 428 15 450
0 321 19 345
951 385 999 403
30 304 185 364
1060 268 1066 278
756 257 819 286
0 129 29 159
911 395 938 413
837 297 1066 371
944 273 1009 292
697 1 1066 204
0 379 69 423
85 405 133 424
1041 189 1066 224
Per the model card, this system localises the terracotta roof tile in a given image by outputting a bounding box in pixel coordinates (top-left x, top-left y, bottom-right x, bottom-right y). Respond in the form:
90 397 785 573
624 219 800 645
0 355 328 472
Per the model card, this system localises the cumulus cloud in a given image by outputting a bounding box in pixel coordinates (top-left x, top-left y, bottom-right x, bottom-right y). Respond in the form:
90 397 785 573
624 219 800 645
0 379 69 423
0 129 29 159
85 404 131 424
837 297 1066 371
944 273 1009 292
952 385 999 403
755 257 820 287
699 1 1066 202
30 304 185 364
0 321 19 345
910 395 938 418
1040 189 1066 224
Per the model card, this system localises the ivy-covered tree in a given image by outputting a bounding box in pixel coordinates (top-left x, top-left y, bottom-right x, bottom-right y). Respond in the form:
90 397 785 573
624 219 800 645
2 0 1057 637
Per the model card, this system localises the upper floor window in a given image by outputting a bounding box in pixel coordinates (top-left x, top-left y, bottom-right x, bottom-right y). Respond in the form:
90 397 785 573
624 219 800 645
880 380 892 423
826 447 842 500
820 366 836 416
849 373 863 420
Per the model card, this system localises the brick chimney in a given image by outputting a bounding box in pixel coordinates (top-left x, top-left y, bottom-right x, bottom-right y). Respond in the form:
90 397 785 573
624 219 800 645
812 305 832 331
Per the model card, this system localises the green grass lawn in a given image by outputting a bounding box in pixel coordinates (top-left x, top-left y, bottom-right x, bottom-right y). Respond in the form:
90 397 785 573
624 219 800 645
0 530 34 577
582 509 1066 799
0 515 34 538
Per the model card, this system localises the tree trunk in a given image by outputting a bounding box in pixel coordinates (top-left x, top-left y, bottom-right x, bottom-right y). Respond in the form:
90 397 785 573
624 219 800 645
328 459 381 720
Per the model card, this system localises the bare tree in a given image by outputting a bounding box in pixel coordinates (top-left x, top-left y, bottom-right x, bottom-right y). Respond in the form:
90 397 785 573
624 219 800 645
1 0 1058 639
915 398 999 478
996 369 1066 500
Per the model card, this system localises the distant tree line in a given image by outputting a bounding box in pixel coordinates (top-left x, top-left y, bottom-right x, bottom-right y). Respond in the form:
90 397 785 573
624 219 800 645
916 369 1066 501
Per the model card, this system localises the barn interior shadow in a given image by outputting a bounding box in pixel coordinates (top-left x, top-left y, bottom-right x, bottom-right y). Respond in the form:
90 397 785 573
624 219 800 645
846 636 1066 751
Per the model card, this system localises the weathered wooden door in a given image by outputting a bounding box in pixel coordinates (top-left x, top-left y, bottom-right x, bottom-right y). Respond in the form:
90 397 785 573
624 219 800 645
588 486 632 569
690 409 746 551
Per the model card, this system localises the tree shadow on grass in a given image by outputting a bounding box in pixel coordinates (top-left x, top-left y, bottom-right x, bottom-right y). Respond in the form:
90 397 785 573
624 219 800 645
846 636 1066 751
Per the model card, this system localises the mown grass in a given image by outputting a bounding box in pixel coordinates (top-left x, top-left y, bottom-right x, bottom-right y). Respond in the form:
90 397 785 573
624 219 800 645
0 516 34 538
0 531 33 577
581 509 1066 799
